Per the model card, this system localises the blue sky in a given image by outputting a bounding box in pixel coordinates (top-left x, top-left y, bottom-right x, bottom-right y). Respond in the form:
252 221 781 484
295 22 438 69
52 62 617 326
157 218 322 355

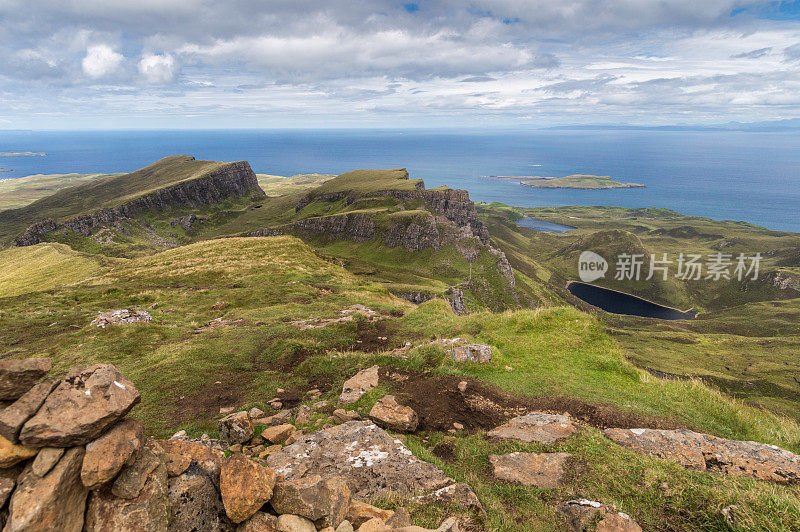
1 0 799 129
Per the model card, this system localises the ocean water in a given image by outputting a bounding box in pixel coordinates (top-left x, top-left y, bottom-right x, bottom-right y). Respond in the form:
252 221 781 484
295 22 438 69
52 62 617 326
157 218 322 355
1 129 799 232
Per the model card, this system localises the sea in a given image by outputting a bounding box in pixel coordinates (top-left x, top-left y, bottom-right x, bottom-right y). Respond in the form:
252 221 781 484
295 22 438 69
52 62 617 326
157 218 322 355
1 128 799 232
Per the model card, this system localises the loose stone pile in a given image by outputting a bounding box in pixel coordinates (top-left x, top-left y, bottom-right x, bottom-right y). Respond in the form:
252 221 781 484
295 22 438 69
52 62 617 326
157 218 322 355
0 358 462 532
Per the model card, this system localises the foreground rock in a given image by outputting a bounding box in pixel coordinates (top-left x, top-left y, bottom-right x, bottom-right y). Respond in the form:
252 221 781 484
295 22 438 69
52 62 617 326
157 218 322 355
604 428 800 483
412 483 485 514
0 380 58 442
0 435 38 467
488 413 577 444
156 438 224 482
558 499 642 532
450 344 492 364
0 358 51 400
81 418 144 489
90 309 152 328
84 448 169 531
271 475 350 528
219 411 255 445
5 447 88 531
267 421 453 500
339 365 379 405
169 464 231 530
369 395 418 433
19 364 140 447
489 452 571 489
220 453 276 523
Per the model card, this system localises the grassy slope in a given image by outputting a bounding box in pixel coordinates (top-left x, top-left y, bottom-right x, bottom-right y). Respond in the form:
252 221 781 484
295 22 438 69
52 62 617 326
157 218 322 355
0 243 121 297
256 173 336 196
0 236 798 529
0 155 232 242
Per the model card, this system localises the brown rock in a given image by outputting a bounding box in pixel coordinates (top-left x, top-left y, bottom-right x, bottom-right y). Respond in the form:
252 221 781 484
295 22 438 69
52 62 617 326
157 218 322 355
0 466 21 507
332 409 360 423
488 413 577 444
451 344 491 363
489 452 571 488
0 358 51 401
295 405 312 426
368 395 418 433
267 421 453 500
271 475 351 528
0 380 58 442
219 411 255 445
258 444 283 459
84 451 169 532
412 483 484 514
557 499 616 532
31 447 64 477
356 517 386 532
604 427 800 483
339 366 379 405
276 514 316 532
385 507 412 528
19 364 140 447
112 446 161 499
81 418 144 489
596 512 643 532
237 511 278 532
261 424 295 444
169 464 230 531
220 453 277 523
0 435 37 468
156 438 223 483
5 446 88 531
285 431 303 445
346 500 393 528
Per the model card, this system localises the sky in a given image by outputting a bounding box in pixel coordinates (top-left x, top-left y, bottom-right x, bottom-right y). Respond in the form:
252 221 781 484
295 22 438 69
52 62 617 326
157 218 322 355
1 0 799 129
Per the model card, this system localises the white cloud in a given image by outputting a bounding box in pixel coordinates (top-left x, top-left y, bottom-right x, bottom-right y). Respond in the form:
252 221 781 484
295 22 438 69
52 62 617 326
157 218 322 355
138 53 176 84
81 44 123 78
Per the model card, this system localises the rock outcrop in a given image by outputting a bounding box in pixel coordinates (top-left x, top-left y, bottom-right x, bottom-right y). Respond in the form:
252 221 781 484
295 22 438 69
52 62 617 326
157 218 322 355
339 365 379 405
488 413 578 444
368 395 419 433
489 452 571 488
604 427 800 483
15 158 264 246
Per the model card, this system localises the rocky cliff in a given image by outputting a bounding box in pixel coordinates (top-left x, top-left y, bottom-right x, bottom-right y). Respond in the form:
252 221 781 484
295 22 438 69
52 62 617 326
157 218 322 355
15 160 263 247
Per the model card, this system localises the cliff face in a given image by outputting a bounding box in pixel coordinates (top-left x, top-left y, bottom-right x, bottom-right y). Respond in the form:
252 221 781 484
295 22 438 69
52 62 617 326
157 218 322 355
15 161 263 246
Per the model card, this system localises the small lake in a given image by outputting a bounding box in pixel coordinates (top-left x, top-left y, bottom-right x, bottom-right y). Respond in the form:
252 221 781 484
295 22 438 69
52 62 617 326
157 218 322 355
515 217 576 233
567 281 697 320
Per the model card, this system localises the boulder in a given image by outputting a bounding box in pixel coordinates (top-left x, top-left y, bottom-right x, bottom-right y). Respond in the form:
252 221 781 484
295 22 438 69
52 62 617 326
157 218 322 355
346 500 393 528
295 405 312 426
82 418 144 489
368 396 418 433
267 421 453 500
112 446 161 499
0 380 58 442
0 435 37 468
19 364 140 447
450 344 491 364
169 464 230 531
558 499 640 532
276 514 316 532
31 447 64 477
261 424 295 444
385 508 412 528
5 446 88 531
411 483 484 514
355 517 386 532
271 475 351 528
489 452 571 489
488 413 577 444
155 438 223 483
332 410 360 423
219 411 255 445
604 428 800 483
90 309 152 328
220 454 277 523
0 358 51 401
339 366 379 405
0 466 21 507
237 511 278 532
84 450 169 532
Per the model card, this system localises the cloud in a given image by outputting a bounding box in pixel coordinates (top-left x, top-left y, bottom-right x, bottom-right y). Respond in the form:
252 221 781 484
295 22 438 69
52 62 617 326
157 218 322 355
785 42 800 62
81 44 123 78
138 53 176 84
731 47 772 58
460 75 496 82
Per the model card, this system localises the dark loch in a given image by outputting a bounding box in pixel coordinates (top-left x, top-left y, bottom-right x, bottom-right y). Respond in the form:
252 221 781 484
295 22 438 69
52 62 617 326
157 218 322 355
568 281 697 320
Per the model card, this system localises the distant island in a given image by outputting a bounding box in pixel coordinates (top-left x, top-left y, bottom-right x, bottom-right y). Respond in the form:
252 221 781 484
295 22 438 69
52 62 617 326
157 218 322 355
0 152 46 157
0 168 11 172
521 174 645 189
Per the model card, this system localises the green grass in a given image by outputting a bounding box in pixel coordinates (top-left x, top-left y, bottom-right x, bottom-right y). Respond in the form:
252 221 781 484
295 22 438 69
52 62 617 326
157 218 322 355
307 168 422 196
0 173 116 210
256 173 335 196
521 175 645 189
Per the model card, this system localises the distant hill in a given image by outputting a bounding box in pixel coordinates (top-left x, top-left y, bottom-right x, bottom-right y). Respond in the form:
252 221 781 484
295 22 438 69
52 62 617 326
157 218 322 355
0 155 263 245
